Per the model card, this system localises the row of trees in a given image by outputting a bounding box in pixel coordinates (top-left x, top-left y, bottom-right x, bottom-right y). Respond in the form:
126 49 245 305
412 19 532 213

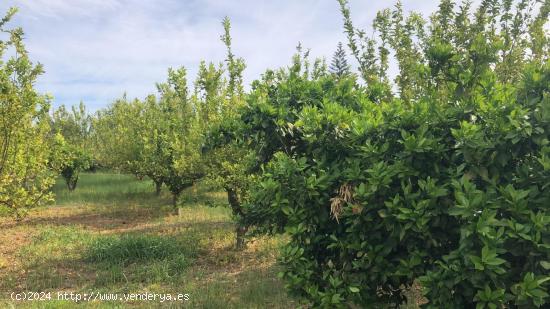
0 5 350 216
1 0 549 307
0 7 254 245
91 18 249 213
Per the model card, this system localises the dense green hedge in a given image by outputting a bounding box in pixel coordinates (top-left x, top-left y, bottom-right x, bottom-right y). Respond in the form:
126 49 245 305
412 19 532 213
240 53 549 307
229 0 550 306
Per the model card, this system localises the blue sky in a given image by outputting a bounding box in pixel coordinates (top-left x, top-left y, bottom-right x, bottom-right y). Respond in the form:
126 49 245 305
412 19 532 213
0 0 447 112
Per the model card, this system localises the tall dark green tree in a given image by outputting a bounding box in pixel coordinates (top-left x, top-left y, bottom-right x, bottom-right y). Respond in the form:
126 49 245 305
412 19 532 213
234 0 550 307
329 41 351 78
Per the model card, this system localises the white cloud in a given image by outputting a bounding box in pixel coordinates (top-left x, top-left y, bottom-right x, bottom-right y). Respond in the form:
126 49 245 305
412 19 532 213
16 0 122 19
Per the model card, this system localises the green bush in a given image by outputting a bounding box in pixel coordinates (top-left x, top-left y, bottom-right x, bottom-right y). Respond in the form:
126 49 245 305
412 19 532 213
238 1 550 306
243 61 550 308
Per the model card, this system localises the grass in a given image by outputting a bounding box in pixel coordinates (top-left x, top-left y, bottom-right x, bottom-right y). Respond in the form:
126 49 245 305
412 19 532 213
0 172 294 308
51 173 166 205
85 234 194 265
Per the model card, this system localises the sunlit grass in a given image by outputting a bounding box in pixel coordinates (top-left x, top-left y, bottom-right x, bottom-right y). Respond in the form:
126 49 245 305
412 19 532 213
0 173 295 308
51 172 163 206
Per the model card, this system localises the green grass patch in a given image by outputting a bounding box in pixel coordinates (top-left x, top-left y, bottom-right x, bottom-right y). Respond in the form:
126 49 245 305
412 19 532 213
85 234 196 266
52 173 164 206
0 205 11 217
20 226 91 265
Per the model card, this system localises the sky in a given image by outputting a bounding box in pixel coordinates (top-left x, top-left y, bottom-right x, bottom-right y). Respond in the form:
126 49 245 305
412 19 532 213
0 0 448 112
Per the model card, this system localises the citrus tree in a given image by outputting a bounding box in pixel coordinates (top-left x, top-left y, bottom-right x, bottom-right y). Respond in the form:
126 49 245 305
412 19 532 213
0 8 55 219
150 67 204 207
92 69 205 203
92 96 145 178
235 0 550 307
50 103 93 191
201 17 254 249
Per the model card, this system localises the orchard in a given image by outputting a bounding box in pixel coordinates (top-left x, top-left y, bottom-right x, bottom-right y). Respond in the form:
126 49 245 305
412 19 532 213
0 1 548 308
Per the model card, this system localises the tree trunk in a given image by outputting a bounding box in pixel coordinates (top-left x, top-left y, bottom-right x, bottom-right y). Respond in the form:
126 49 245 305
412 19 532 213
154 180 162 196
171 192 179 215
227 188 243 216
227 188 247 249
236 225 248 250
172 193 178 208
67 176 78 191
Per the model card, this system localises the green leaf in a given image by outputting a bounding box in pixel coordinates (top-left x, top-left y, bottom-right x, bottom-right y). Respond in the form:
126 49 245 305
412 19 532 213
485 257 506 266
529 289 549 298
